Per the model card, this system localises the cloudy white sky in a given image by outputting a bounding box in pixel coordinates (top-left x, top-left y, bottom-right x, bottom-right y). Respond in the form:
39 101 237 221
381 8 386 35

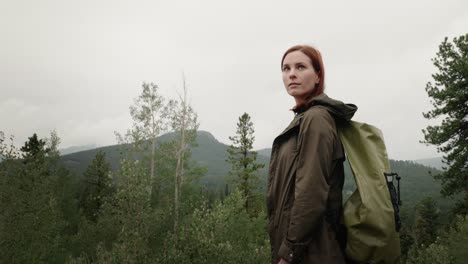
1 0 467 160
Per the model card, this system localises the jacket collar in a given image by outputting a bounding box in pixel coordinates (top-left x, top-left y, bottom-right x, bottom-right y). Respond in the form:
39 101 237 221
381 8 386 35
293 93 357 121
275 93 358 142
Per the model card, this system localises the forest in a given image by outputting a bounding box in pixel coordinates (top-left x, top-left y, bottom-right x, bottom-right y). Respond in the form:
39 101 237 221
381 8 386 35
1 35 467 263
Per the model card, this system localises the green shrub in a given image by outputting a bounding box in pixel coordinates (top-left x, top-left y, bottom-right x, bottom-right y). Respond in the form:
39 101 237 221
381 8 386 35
159 189 270 264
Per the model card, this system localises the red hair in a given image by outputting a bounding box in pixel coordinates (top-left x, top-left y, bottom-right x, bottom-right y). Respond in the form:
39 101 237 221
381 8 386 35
281 45 325 99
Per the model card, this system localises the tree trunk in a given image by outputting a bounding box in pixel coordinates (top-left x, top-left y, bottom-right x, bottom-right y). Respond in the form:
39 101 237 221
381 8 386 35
151 136 155 180
174 142 183 232
150 113 156 197
174 84 188 233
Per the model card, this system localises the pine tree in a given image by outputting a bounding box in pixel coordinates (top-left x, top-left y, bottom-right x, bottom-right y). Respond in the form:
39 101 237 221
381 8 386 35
20 133 49 161
422 34 468 215
227 113 264 211
80 150 113 222
413 197 439 247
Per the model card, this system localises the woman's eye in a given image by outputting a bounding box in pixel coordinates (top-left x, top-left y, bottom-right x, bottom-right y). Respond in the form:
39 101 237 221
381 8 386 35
282 67 290 72
298 65 305 70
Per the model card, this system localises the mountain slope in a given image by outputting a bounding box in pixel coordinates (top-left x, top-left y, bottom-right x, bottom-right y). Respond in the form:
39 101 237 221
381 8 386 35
60 131 269 188
413 157 444 170
61 131 449 214
59 144 99 155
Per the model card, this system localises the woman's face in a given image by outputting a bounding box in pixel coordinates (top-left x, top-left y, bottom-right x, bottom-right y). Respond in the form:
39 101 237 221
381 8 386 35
282 50 320 102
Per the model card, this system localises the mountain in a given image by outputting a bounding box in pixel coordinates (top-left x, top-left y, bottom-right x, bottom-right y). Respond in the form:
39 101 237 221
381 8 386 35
413 157 444 170
60 131 269 188
59 144 99 155
256 148 272 158
190 131 269 187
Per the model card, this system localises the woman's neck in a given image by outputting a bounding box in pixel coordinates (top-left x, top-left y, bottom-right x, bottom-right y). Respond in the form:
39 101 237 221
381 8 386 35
293 93 313 108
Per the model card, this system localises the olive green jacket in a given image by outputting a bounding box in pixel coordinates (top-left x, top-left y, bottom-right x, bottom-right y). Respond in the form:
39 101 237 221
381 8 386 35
267 94 357 264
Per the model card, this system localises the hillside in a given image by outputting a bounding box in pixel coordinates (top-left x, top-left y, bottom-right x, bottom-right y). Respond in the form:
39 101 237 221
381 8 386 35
256 148 272 157
61 131 270 188
59 144 99 155
61 131 449 216
413 156 444 170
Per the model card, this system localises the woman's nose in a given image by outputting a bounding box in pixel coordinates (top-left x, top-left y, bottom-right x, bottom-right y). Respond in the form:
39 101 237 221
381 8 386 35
288 70 297 79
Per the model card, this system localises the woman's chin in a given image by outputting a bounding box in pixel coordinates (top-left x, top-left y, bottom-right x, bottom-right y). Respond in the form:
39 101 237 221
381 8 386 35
287 90 302 97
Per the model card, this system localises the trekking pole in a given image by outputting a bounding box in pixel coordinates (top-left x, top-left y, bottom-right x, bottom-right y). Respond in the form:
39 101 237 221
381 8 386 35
384 172 401 205
384 172 402 231
396 174 401 206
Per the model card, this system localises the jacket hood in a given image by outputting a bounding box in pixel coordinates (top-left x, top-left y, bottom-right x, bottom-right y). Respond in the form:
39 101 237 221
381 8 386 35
295 93 357 121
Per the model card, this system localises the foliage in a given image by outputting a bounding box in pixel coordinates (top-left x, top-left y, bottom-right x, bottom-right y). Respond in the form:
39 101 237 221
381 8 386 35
422 34 468 215
149 138 207 248
406 215 468 264
399 209 415 257
20 133 50 160
69 80 206 262
445 215 468 264
226 113 265 212
60 131 456 222
61 131 270 191
167 78 200 231
115 82 169 184
159 189 270 264
79 150 113 222
0 132 74 263
92 158 156 263
406 238 453 264
127 82 168 145
413 197 440 246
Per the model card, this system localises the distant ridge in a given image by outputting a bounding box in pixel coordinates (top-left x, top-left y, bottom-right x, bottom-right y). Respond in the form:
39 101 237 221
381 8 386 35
413 157 444 170
196 130 218 141
59 144 99 155
59 130 269 188
256 148 271 158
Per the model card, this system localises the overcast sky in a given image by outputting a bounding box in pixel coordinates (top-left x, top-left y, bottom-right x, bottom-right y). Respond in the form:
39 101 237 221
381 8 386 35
1 0 467 160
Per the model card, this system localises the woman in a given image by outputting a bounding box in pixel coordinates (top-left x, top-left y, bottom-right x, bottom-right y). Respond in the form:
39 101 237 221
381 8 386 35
266 45 357 264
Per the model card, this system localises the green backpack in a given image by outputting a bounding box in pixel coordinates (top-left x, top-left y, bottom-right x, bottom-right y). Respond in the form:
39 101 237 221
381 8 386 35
338 121 402 264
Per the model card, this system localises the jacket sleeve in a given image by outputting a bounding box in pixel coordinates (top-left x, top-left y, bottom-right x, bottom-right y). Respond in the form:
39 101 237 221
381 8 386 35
278 109 336 262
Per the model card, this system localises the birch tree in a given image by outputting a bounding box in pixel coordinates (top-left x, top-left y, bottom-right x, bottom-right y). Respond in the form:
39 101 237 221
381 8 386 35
167 76 199 231
132 82 167 181
115 82 168 195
